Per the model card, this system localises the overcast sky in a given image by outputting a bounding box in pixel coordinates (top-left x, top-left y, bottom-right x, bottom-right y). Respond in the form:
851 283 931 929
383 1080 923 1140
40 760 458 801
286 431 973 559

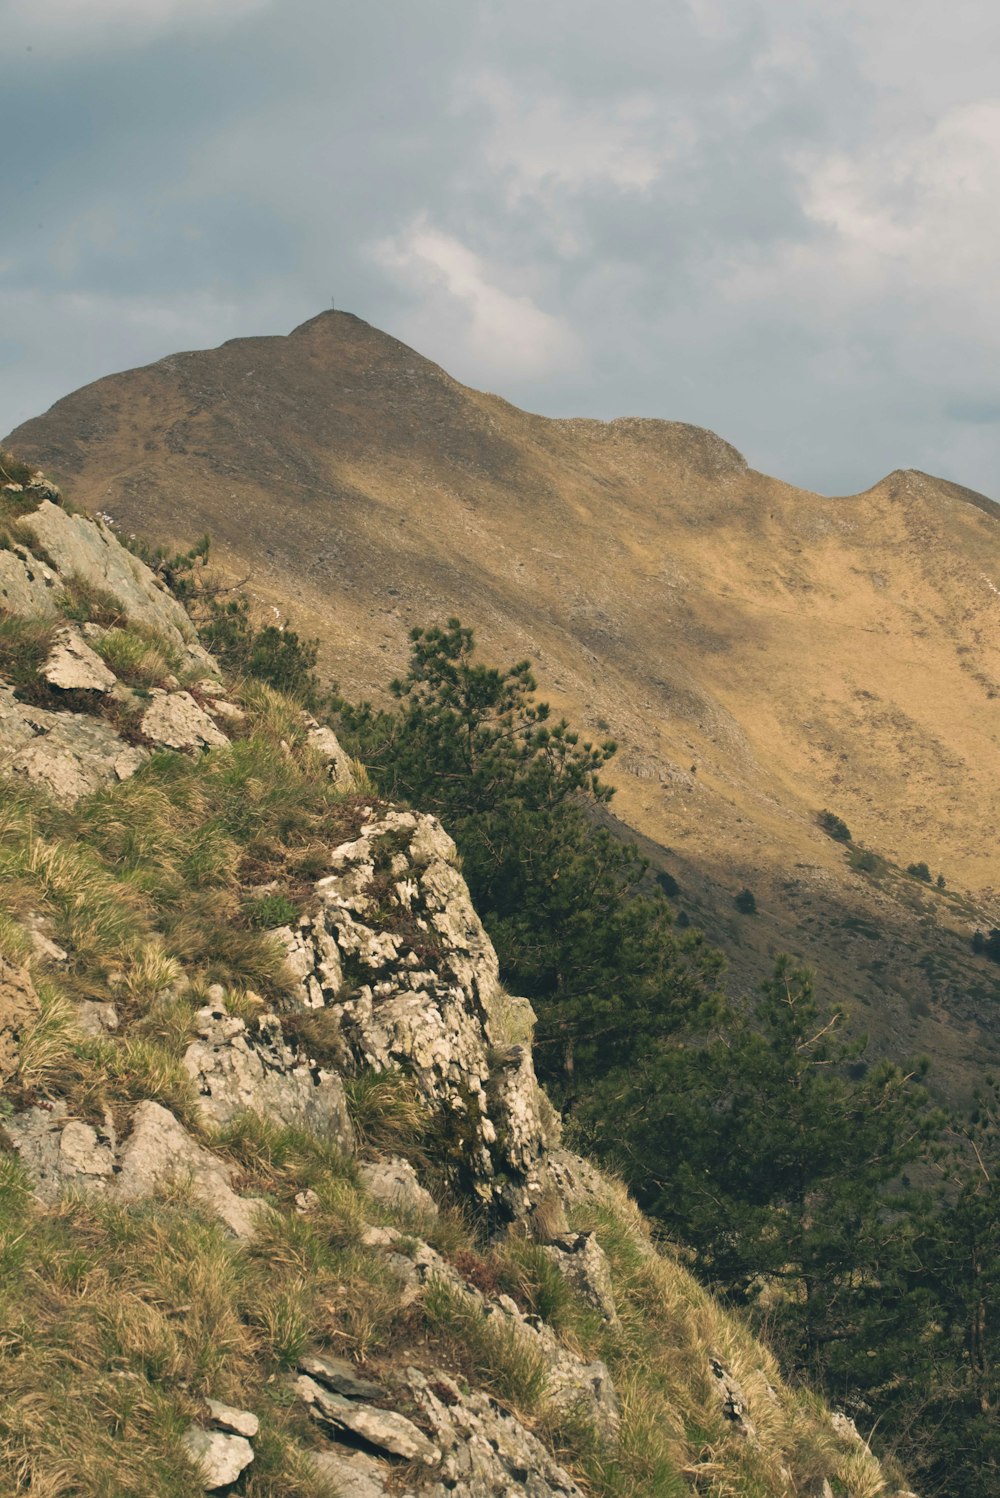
2 0 999 498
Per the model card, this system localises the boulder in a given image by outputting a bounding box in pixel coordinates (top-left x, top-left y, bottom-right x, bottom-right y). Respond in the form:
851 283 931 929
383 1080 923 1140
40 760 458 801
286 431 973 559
300 1447 391 1498
7 1098 266 1238
40 626 116 693
115 1100 264 1239
542 1232 620 1326
140 690 228 752
359 1155 437 1220
295 1375 440 1465
0 685 147 804
297 1353 383 1402
183 1007 353 1152
181 1426 254 1490
303 714 354 788
25 500 213 668
0 957 41 1085
204 1398 259 1438
0 544 60 619
404 1367 585 1497
709 1356 756 1441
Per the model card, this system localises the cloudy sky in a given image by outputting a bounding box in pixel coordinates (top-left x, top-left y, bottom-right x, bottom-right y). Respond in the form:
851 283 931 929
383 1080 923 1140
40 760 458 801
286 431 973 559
2 0 999 498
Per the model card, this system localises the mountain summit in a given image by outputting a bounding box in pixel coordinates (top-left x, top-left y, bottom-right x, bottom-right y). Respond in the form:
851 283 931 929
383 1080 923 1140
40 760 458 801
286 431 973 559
7 311 1000 1092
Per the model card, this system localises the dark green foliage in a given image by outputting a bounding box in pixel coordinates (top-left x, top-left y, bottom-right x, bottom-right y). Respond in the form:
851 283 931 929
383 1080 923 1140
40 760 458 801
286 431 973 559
243 892 299 929
972 928 1000 963
199 596 321 705
335 619 724 1096
907 861 932 882
602 959 942 1394
817 808 852 842
848 847 881 874
733 887 757 914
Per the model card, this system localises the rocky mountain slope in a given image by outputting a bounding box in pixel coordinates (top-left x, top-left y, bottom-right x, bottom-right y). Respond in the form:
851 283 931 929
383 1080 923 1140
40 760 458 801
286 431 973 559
6 312 999 1097
0 472 915 1495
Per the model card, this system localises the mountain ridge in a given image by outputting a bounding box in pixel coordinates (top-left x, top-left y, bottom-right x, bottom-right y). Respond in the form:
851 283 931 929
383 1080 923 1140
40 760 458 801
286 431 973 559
7 310 1000 1097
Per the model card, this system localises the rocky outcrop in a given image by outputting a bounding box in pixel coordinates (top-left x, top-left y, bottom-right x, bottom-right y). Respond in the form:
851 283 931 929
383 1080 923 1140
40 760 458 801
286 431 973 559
542 1231 621 1327
404 1368 585 1497
5 1099 264 1238
24 500 212 669
0 683 147 803
359 1154 438 1219
40 625 116 693
139 689 229 752
278 808 558 1222
183 1005 354 1151
0 958 41 1086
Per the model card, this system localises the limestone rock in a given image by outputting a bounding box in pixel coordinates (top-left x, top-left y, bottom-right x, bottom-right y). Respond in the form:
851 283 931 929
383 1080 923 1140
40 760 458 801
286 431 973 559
0 544 60 619
140 690 228 752
204 1398 259 1438
298 1353 383 1401
0 957 41 1085
300 1447 392 1498
303 714 354 788
279 809 555 1221
75 1000 120 1035
116 1100 264 1238
542 1232 620 1326
404 1368 585 1497
4 1103 117 1197
359 1155 438 1220
183 1006 353 1152
0 685 147 803
41 626 116 693
295 1375 440 1465
709 1356 756 1441
25 500 213 668
7 1099 265 1237
181 1426 254 1489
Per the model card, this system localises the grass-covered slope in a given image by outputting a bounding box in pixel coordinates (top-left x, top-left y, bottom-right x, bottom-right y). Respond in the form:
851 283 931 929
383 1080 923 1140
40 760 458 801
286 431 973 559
0 461 914 1497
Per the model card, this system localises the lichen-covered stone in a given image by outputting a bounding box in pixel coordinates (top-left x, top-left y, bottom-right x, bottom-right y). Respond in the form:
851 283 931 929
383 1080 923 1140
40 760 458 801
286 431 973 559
359 1154 438 1220
0 685 147 803
183 1006 354 1151
542 1232 620 1327
6 1099 264 1239
403 1368 585 1497
295 1375 440 1465
140 689 228 752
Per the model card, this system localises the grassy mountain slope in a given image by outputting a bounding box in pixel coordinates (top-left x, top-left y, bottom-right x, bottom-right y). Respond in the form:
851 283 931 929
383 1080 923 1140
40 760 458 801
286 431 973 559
6 312 1000 1095
0 477 913 1497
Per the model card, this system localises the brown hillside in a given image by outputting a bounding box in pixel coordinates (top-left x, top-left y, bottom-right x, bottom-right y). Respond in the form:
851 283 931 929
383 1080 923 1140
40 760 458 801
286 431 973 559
8 310 1000 1094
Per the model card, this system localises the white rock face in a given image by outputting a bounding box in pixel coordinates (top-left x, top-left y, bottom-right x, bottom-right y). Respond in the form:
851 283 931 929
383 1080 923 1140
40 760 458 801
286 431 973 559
116 1101 263 1238
301 1447 391 1498
0 684 147 804
303 714 354 788
181 1426 254 1489
542 1232 620 1327
140 689 229 752
41 626 116 693
26 500 211 666
295 1375 440 1465
404 1367 585 1497
6 1099 264 1239
359 1155 438 1220
204 1398 259 1438
278 809 558 1222
183 1006 354 1151
0 543 61 619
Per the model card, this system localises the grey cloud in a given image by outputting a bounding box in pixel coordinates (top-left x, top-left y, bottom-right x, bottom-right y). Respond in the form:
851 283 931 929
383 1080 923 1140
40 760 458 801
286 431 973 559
1 0 998 501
